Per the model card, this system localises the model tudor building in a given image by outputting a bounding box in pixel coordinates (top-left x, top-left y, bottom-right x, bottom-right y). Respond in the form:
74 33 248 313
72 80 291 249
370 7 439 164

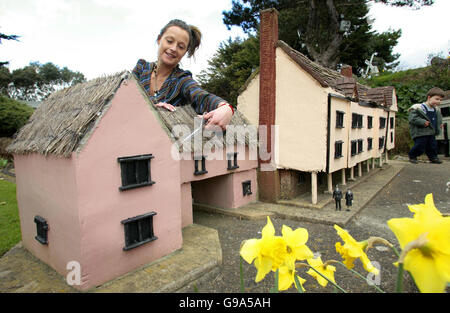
436 90 450 156
7 72 258 290
238 9 397 205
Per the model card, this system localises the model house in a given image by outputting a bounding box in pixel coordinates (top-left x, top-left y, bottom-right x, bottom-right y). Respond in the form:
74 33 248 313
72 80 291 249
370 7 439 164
7 72 258 290
238 8 397 205
436 90 450 156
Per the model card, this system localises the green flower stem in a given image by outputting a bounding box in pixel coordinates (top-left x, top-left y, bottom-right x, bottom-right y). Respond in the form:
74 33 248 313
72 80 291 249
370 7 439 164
390 245 401 258
396 263 404 293
270 268 279 293
239 256 245 293
294 275 304 293
335 261 385 293
307 266 347 293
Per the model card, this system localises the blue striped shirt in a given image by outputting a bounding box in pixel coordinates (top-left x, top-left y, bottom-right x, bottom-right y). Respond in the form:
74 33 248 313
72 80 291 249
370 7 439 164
132 59 231 114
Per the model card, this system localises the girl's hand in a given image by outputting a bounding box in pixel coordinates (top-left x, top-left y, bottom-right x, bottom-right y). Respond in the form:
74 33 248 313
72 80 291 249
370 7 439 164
155 102 176 112
203 103 233 131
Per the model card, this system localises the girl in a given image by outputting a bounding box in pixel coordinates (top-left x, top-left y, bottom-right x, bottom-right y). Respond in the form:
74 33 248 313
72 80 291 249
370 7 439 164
133 19 234 131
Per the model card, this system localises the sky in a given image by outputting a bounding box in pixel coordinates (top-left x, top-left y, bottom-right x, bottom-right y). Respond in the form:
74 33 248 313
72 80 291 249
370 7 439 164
0 0 449 81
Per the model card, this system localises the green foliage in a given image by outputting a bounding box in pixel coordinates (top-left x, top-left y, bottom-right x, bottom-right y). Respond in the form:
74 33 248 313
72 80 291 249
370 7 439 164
0 158 7 168
198 36 260 106
0 62 85 101
0 95 34 137
391 118 414 155
0 179 21 257
222 0 413 73
0 31 20 67
360 60 449 120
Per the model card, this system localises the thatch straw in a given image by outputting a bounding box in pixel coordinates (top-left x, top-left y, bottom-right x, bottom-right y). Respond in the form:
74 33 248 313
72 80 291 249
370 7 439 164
7 71 256 157
7 71 127 157
155 104 256 153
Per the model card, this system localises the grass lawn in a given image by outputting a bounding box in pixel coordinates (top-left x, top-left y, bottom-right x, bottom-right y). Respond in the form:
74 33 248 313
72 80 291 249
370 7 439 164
0 178 21 257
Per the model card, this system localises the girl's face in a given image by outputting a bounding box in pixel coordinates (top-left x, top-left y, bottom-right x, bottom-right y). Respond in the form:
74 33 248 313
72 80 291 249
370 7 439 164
157 26 189 68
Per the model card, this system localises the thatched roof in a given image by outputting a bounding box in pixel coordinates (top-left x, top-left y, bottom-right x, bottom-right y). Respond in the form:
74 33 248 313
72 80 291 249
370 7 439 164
7 71 255 158
156 103 255 154
7 72 127 157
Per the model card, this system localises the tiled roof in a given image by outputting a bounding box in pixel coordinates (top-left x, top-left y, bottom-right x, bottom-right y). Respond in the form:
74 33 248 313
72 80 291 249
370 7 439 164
276 40 395 107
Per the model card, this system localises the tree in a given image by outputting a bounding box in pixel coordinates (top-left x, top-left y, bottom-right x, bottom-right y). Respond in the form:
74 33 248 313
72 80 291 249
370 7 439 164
0 94 34 137
0 62 85 101
0 31 20 67
198 36 260 106
223 0 433 72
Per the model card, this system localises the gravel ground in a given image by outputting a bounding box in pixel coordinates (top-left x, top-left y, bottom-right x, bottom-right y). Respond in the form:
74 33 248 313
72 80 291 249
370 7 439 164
191 160 450 293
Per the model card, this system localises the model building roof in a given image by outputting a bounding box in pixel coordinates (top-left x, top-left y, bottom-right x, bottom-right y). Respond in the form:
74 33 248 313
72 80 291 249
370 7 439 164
8 71 254 157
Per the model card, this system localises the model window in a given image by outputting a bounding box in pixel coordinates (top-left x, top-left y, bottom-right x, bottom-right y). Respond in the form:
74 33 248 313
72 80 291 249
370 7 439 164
351 140 357 156
227 152 239 170
242 181 252 196
352 113 358 128
334 141 343 158
379 136 385 149
34 215 49 245
368 137 373 151
122 212 157 251
357 139 363 153
336 111 345 128
380 117 386 129
368 116 373 129
194 155 208 175
118 154 155 191
441 107 449 117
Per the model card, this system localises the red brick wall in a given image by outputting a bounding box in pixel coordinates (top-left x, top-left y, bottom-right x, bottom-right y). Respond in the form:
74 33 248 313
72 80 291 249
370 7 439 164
259 8 278 164
341 65 353 78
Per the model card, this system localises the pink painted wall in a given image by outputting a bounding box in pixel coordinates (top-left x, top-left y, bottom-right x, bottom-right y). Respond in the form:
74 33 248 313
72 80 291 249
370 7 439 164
13 154 82 278
180 146 258 184
181 182 193 228
192 169 257 209
73 79 182 290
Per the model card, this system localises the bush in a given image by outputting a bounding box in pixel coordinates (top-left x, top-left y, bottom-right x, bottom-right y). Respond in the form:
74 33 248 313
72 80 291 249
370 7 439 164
0 137 13 161
0 95 34 137
391 119 413 155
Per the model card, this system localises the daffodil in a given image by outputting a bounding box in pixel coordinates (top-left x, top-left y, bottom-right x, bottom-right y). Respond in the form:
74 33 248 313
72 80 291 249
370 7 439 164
281 224 314 267
278 263 306 291
240 216 287 282
387 193 450 293
334 225 379 275
306 257 337 287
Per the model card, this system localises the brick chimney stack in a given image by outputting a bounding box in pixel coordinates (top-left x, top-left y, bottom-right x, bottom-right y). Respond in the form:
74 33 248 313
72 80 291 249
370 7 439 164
259 8 278 163
258 8 280 203
341 65 353 78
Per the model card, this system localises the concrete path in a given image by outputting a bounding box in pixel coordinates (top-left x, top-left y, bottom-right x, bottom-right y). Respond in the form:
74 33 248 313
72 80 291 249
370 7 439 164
196 161 405 227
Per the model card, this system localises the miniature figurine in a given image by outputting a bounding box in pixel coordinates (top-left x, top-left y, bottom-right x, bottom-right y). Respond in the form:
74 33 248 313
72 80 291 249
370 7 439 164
345 189 353 212
333 185 343 211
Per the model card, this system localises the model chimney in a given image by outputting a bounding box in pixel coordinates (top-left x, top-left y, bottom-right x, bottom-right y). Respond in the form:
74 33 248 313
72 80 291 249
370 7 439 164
259 8 278 163
341 65 353 78
257 8 280 203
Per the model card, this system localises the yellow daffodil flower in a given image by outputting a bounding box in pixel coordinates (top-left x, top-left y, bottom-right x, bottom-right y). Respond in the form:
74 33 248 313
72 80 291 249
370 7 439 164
278 263 306 291
387 193 450 293
334 225 379 275
306 257 337 287
240 216 287 282
281 224 314 267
